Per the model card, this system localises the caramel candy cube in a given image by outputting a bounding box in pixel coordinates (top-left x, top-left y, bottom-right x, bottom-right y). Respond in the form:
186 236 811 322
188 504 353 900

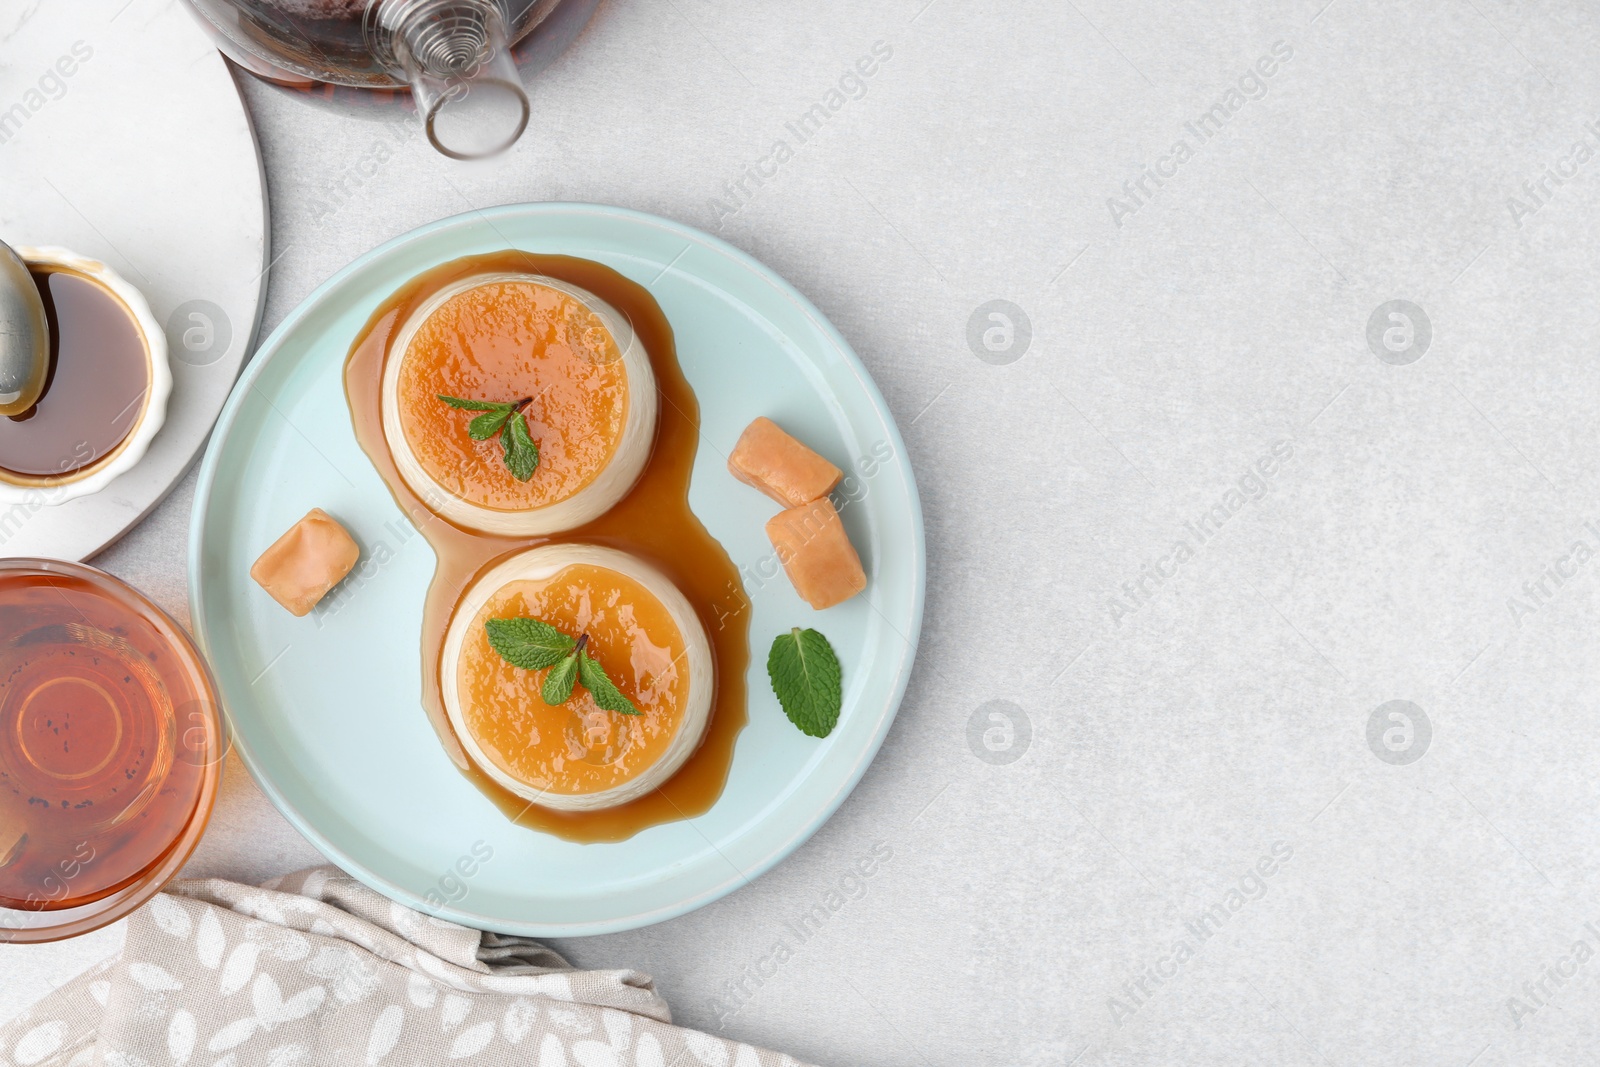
765 497 866 610
729 416 842 507
250 508 361 617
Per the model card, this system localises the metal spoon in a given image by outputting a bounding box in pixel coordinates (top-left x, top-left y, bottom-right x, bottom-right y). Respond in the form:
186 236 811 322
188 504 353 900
0 239 48 417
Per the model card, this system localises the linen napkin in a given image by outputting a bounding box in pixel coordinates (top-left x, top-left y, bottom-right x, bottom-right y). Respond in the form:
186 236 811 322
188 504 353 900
0 866 815 1067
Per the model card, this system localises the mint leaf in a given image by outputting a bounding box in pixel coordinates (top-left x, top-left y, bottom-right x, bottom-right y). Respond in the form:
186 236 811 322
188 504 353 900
436 394 510 412
437 395 541 480
767 627 841 738
578 651 639 715
501 410 539 482
484 617 638 715
485 617 575 671
468 408 513 440
541 652 578 705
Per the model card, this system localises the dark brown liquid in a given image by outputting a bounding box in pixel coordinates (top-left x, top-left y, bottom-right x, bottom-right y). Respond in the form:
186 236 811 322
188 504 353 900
199 0 559 94
0 573 214 910
345 252 750 843
0 269 149 479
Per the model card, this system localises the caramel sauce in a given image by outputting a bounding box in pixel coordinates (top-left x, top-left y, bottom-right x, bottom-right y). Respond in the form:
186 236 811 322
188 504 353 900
345 253 749 842
396 279 628 510
457 565 690 797
0 268 149 479
0 573 215 910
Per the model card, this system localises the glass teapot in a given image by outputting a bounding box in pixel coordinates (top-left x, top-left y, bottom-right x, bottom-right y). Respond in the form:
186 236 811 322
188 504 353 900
180 0 599 159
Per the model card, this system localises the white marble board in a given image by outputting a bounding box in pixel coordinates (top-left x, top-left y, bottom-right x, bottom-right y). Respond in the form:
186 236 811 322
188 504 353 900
0 0 267 561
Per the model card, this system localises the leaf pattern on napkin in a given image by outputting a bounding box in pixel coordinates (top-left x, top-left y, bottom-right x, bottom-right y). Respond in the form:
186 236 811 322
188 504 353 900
539 1032 568 1067
251 973 325 1029
264 1043 310 1067
364 1004 404 1065
218 942 259 996
149 895 193 939
208 1016 260 1055
499 999 538 1046
2 866 817 1067
128 963 182 992
167 1009 196 1066
441 993 473 1032
306 945 380 1005
406 971 438 1008
573 1040 620 1067
635 1033 664 1067
197 910 226 970
449 1021 497 1060
11 1020 66 1066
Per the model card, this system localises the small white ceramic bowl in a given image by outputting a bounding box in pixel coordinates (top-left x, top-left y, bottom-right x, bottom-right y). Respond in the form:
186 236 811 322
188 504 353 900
0 247 171 505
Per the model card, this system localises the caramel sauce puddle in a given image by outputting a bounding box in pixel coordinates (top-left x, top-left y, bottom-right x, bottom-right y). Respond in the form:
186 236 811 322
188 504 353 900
344 252 749 843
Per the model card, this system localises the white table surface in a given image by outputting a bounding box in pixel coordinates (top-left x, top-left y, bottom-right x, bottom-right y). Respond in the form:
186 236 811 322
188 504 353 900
9 1 1600 1064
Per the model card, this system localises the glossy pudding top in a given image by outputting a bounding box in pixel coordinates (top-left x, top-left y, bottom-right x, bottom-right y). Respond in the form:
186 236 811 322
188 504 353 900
396 277 629 512
446 545 712 807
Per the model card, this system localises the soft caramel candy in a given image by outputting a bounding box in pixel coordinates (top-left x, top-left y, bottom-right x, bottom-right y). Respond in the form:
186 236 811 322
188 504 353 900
250 508 360 617
728 416 842 508
765 497 866 610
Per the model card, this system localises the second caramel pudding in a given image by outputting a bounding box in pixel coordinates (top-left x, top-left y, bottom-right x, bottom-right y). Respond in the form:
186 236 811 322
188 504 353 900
382 273 658 535
440 544 713 811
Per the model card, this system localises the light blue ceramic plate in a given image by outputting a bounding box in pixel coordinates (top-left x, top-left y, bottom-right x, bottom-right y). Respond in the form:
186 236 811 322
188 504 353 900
188 204 924 936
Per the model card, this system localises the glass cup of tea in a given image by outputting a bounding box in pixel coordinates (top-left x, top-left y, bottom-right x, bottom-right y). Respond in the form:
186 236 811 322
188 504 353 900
0 558 225 942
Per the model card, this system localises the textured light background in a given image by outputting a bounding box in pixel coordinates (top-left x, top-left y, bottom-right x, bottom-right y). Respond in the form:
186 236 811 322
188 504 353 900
10 0 1600 1064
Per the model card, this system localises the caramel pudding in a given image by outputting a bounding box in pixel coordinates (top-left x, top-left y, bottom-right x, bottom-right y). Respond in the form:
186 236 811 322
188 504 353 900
381 273 657 535
345 252 749 843
441 544 711 811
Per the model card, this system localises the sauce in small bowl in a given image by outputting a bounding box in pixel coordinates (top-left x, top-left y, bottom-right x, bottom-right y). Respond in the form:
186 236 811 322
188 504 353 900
0 247 171 504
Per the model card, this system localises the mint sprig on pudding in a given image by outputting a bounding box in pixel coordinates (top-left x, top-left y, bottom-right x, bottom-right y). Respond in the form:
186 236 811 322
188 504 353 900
484 616 640 716
435 394 540 481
